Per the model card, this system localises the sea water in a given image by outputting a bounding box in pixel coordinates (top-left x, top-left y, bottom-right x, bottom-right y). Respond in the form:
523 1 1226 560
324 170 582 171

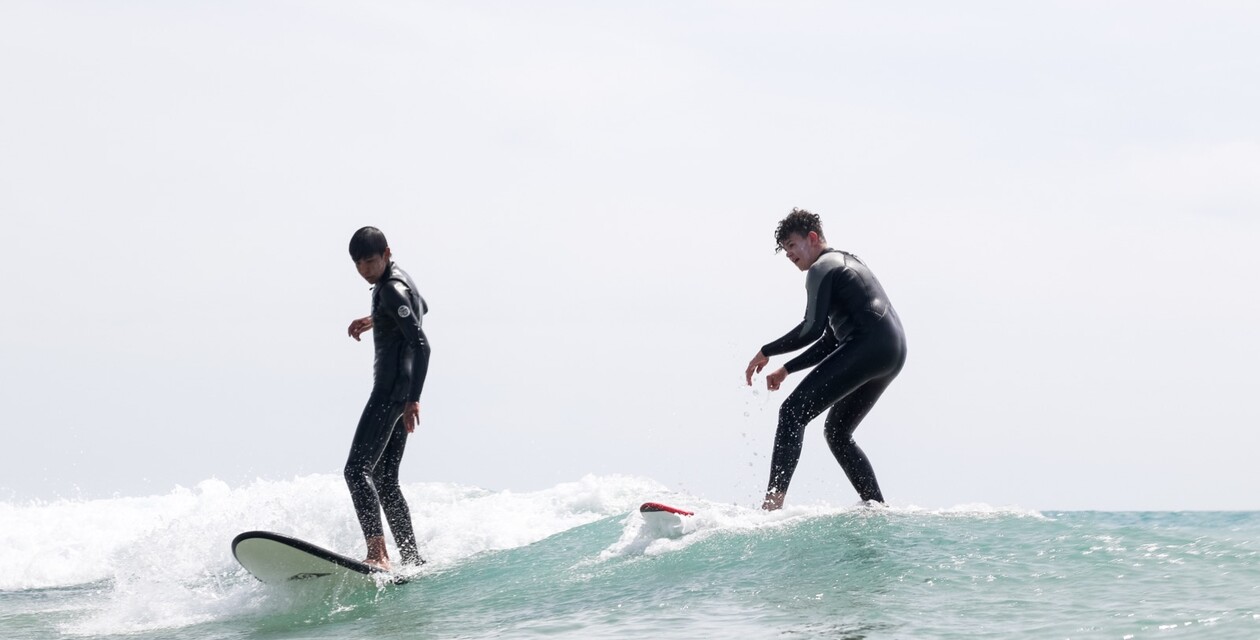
1 475 1257 639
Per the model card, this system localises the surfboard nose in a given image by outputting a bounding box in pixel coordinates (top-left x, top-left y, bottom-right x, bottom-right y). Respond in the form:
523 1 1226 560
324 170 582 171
639 502 694 538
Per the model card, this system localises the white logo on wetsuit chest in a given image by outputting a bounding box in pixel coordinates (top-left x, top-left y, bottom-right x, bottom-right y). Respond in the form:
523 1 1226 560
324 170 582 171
397 305 411 318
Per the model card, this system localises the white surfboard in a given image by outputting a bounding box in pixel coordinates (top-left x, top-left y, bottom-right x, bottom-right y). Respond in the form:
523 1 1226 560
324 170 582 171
639 502 694 538
232 531 406 586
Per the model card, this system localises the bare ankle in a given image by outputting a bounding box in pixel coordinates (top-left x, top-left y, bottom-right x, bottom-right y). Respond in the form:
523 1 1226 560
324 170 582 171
762 490 785 511
365 536 391 570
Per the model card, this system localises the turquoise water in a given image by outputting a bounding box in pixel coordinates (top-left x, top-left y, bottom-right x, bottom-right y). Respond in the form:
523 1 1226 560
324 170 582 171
2 476 1257 639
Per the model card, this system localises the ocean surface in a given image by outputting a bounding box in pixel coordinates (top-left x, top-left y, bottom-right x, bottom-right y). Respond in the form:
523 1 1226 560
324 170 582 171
1 475 1257 639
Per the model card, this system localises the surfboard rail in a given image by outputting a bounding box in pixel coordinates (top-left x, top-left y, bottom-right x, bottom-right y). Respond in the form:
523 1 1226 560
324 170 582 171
639 502 694 516
232 530 405 585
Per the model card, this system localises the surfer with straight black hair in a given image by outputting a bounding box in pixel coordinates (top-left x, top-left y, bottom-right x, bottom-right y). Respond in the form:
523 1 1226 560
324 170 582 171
744 209 907 510
345 226 431 569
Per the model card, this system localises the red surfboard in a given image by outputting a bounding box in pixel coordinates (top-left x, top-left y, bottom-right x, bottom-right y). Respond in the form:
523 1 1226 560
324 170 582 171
639 502 694 516
639 502 693 537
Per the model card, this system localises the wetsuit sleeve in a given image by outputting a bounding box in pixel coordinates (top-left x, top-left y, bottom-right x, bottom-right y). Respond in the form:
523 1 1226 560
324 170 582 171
782 324 839 373
382 281 431 403
760 265 833 357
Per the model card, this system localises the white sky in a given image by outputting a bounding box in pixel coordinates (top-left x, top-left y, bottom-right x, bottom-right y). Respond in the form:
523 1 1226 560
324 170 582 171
1 1 1257 510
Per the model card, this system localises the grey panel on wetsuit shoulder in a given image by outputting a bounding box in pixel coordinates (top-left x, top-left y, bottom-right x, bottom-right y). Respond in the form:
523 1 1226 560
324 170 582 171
802 251 850 334
761 250 845 356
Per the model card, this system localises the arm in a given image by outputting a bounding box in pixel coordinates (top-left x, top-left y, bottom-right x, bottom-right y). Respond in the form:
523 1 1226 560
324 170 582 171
759 266 835 357
763 328 838 392
382 282 431 402
744 326 837 386
382 283 432 430
782 324 839 373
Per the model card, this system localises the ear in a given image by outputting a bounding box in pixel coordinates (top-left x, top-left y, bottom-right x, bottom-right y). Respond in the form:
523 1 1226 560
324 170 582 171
383 247 392 260
807 231 821 246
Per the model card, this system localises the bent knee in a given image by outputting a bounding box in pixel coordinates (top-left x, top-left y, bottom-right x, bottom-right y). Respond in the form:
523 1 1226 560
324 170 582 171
778 399 817 427
344 463 373 486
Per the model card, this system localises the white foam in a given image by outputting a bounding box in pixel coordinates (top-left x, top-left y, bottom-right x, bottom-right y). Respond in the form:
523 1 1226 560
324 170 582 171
0 473 669 637
2 477 1045 636
0 479 229 591
889 502 1048 519
597 498 849 560
597 499 1047 560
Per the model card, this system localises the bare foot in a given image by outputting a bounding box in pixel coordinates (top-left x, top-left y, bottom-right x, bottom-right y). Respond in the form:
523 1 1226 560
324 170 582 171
364 556 391 571
364 536 391 571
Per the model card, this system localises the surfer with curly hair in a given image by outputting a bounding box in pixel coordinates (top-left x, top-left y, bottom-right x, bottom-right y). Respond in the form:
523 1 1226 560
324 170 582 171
744 209 907 510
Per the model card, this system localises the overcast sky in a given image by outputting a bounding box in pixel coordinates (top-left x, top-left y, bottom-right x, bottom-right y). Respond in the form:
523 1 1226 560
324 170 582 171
2 1 1257 511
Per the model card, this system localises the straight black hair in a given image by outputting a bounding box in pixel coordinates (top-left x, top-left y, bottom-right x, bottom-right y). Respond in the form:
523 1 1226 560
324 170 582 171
349 226 389 261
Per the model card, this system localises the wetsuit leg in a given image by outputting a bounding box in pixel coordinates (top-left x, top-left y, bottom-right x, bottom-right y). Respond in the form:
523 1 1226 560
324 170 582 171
372 422 422 565
768 370 840 496
821 377 894 503
766 331 903 500
344 396 405 543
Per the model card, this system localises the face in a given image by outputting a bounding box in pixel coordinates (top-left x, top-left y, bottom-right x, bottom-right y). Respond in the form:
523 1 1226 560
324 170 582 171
354 249 391 284
779 232 824 271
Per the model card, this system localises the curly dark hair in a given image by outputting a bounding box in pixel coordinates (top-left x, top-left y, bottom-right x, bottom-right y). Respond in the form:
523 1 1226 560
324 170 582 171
773 208 825 252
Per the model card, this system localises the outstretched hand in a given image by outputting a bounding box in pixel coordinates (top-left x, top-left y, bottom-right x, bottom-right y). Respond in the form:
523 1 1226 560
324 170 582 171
745 351 769 386
347 316 373 341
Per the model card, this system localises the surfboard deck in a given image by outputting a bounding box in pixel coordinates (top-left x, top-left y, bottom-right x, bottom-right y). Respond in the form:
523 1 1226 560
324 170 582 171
232 531 407 586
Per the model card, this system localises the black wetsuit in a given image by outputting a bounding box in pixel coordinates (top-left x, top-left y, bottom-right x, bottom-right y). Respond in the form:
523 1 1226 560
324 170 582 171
760 249 906 503
345 262 431 564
